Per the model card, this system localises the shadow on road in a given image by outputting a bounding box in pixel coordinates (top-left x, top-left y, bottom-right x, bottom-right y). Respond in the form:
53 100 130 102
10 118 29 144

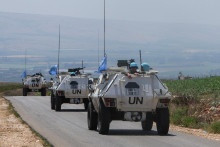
59 109 86 112
108 129 176 136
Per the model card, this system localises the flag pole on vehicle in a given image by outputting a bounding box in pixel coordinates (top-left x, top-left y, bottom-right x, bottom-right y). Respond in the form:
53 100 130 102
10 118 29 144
21 49 27 79
139 50 142 69
104 0 106 57
57 24 61 76
96 0 107 73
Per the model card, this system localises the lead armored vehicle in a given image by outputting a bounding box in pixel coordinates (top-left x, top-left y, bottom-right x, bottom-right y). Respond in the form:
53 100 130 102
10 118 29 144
87 60 172 135
22 73 47 96
50 68 92 111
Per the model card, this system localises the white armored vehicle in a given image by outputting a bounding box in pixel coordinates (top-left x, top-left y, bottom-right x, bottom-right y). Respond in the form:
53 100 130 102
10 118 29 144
87 60 172 135
22 73 47 96
50 68 92 111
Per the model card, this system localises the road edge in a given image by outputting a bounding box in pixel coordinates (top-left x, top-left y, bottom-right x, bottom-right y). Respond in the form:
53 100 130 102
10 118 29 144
3 96 53 147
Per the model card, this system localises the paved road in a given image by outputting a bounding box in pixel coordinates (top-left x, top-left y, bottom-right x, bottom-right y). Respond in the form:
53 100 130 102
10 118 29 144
4 96 220 147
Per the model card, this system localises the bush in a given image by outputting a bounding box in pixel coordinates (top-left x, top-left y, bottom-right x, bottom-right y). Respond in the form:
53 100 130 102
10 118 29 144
182 116 197 128
170 107 188 125
210 121 220 134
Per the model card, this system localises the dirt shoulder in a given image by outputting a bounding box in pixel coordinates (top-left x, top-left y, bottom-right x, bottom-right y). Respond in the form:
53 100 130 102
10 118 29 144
0 96 44 147
169 124 220 142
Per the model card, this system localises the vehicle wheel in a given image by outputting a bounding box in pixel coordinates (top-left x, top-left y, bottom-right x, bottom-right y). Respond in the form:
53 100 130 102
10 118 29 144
41 88 46 96
23 88 27 96
51 93 55 110
97 100 110 135
156 108 170 135
84 100 89 110
141 112 153 131
87 101 98 130
55 94 61 111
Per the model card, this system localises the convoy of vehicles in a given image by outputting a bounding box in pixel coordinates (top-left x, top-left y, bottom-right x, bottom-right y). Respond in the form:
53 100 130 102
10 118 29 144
21 58 172 136
20 4 172 135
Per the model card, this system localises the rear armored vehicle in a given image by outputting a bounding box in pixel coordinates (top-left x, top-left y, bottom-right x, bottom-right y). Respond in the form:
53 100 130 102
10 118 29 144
50 68 92 111
88 60 172 135
22 73 47 96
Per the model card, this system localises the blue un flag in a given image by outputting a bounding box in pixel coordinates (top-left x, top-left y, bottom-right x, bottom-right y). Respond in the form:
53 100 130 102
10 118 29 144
21 71 27 79
97 55 107 73
49 65 57 75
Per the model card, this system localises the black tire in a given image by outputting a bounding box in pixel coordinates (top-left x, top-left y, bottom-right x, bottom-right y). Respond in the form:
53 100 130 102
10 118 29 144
41 88 46 96
55 94 61 111
84 100 89 110
87 101 98 130
156 108 170 135
141 112 153 131
97 100 110 135
23 88 27 96
51 93 55 110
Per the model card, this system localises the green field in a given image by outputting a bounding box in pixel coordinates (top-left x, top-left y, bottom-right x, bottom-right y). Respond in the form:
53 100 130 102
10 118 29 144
164 76 220 100
0 82 22 93
164 77 220 133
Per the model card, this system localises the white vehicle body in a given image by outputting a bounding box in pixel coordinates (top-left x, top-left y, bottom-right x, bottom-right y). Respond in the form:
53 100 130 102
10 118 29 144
88 67 172 135
22 73 47 96
50 72 92 111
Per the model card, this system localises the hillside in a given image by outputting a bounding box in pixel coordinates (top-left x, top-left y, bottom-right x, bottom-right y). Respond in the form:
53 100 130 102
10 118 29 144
1 11 220 81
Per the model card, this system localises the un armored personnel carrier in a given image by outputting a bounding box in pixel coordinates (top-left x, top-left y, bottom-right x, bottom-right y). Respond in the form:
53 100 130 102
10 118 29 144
50 68 92 111
22 73 47 96
87 60 172 135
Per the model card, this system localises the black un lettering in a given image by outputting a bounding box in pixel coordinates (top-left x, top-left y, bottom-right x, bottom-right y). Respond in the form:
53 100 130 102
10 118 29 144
129 97 143 104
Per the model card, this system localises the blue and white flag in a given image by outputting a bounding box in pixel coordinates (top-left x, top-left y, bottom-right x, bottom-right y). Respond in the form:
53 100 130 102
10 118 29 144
49 65 57 75
21 71 27 78
97 55 107 73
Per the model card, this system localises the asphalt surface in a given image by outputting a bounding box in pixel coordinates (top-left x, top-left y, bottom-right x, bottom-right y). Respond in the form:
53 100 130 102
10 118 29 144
4 96 220 147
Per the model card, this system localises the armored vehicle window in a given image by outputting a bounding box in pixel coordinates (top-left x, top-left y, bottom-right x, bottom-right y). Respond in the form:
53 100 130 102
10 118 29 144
125 82 139 88
70 81 78 89
125 82 139 95
127 88 139 95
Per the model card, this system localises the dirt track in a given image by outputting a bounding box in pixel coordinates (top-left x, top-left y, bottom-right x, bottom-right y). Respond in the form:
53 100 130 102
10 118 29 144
0 97 43 147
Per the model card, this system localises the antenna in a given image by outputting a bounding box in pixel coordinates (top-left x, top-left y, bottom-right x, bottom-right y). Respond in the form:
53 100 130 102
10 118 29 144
82 60 84 73
104 0 105 56
25 49 27 72
139 50 142 70
58 25 61 76
98 30 100 68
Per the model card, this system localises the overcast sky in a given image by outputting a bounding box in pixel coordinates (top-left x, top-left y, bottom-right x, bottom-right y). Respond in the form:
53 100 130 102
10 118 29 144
0 0 220 25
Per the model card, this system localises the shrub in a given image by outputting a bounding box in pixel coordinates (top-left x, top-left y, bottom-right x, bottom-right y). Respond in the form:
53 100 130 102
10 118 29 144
182 116 197 128
170 107 188 125
210 121 220 134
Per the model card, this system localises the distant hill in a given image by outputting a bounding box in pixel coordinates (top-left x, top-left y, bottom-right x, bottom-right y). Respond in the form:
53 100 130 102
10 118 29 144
1 11 220 81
